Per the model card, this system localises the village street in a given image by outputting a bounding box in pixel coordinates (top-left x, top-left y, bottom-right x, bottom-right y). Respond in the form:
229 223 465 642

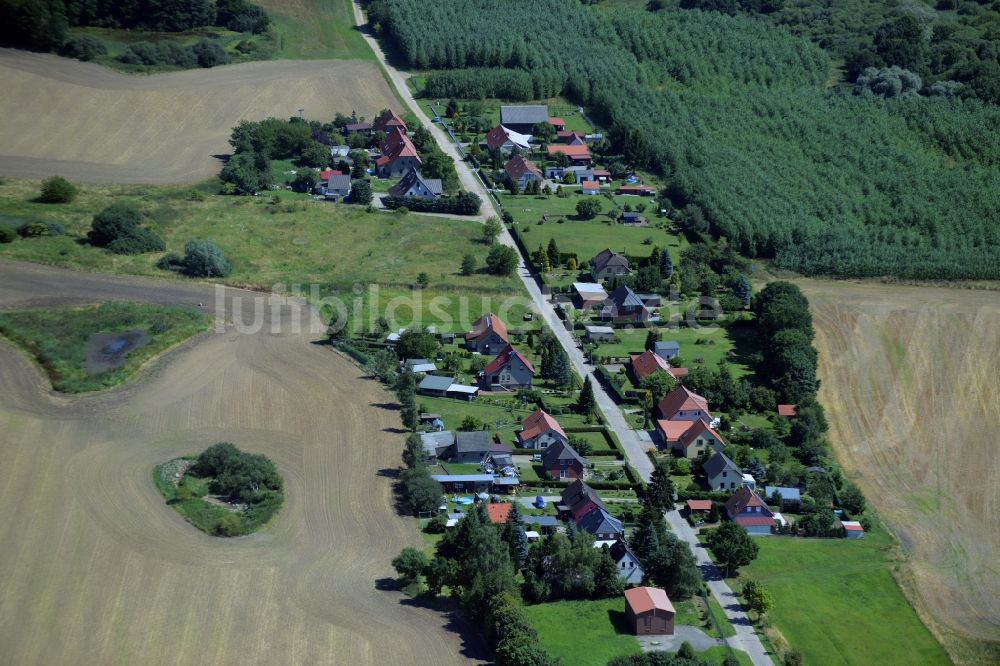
352 3 772 663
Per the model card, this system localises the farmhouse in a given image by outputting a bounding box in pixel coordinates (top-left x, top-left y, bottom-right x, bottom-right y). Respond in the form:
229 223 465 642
653 340 680 361
316 173 352 200
546 143 592 164
517 408 568 450
377 127 421 177
629 350 686 384
500 104 548 133
375 108 407 134
559 480 606 522
676 419 726 460
578 507 624 540
504 155 543 191
704 451 743 491
480 344 535 390
658 386 711 421
465 312 509 354
584 325 615 342
625 587 675 636
590 249 631 281
600 285 649 323
573 282 609 309
541 439 588 480
725 486 775 535
389 168 442 199
607 539 644 585
486 125 532 153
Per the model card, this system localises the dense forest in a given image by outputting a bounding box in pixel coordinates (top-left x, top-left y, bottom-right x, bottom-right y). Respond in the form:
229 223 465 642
367 0 1000 279
666 0 1000 104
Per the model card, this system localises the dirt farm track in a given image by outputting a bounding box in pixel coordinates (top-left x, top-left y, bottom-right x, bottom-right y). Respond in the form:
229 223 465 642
0 260 487 665
801 279 1000 658
0 49 398 184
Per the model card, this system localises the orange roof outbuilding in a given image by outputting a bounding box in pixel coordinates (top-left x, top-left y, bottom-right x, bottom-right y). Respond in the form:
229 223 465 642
625 586 675 615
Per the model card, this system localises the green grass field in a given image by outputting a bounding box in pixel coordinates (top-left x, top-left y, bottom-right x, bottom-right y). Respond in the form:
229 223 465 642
502 192 684 264
0 179 529 332
258 0 373 60
524 597 749 665
734 530 949 666
0 302 208 392
523 598 641 664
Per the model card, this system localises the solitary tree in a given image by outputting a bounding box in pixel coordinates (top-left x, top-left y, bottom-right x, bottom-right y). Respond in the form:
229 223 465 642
461 253 477 275
392 547 429 585
182 240 232 277
576 376 596 416
486 245 518 276
733 274 752 308
483 216 503 244
349 179 373 204
645 465 675 512
706 521 759 576
546 238 560 268
645 328 660 351
742 579 774 618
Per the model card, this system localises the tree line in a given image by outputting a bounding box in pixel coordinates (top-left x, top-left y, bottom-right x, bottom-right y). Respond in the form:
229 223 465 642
370 0 1000 280
0 0 269 61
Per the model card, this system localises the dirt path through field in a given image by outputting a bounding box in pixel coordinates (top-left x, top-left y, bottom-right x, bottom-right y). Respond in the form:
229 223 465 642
0 49 397 184
800 279 1000 659
0 260 487 665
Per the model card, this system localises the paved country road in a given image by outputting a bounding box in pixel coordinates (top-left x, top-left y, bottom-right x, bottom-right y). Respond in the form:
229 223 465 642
351 6 774 664
0 259 488 666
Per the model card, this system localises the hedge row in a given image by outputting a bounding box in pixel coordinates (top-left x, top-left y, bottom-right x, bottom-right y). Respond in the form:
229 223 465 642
382 192 482 215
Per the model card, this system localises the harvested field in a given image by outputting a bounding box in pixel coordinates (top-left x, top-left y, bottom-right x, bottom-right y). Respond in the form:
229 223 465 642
801 278 1000 663
0 49 398 184
0 260 487 665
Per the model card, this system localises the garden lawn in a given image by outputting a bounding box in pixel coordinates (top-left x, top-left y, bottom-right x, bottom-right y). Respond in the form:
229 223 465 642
503 192 685 262
523 598 641 664
0 302 208 392
592 323 751 377
735 530 948 666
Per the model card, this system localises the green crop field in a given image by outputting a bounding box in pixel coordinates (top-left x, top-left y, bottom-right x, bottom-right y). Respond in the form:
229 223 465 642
734 529 949 666
257 0 374 61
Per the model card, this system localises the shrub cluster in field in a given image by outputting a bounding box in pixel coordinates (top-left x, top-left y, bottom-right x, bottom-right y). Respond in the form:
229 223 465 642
155 442 284 537
369 0 1000 279
1 0 271 70
0 301 208 392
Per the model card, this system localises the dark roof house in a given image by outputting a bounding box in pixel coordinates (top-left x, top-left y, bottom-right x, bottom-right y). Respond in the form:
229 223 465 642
389 168 442 199
591 249 631 281
560 479 606 522
600 285 649 323
541 440 587 480
577 507 624 540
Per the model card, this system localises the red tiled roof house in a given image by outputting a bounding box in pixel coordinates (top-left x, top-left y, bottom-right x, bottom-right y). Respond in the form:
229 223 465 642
517 408 568 450
465 312 509 355
725 487 775 536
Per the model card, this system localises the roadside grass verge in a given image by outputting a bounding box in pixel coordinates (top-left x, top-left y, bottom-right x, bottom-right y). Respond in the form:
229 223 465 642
0 302 208 392
732 528 949 665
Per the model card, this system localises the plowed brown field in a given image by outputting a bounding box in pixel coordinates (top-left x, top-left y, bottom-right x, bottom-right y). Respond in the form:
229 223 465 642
0 49 397 183
0 260 487 666
801 279 1000 662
